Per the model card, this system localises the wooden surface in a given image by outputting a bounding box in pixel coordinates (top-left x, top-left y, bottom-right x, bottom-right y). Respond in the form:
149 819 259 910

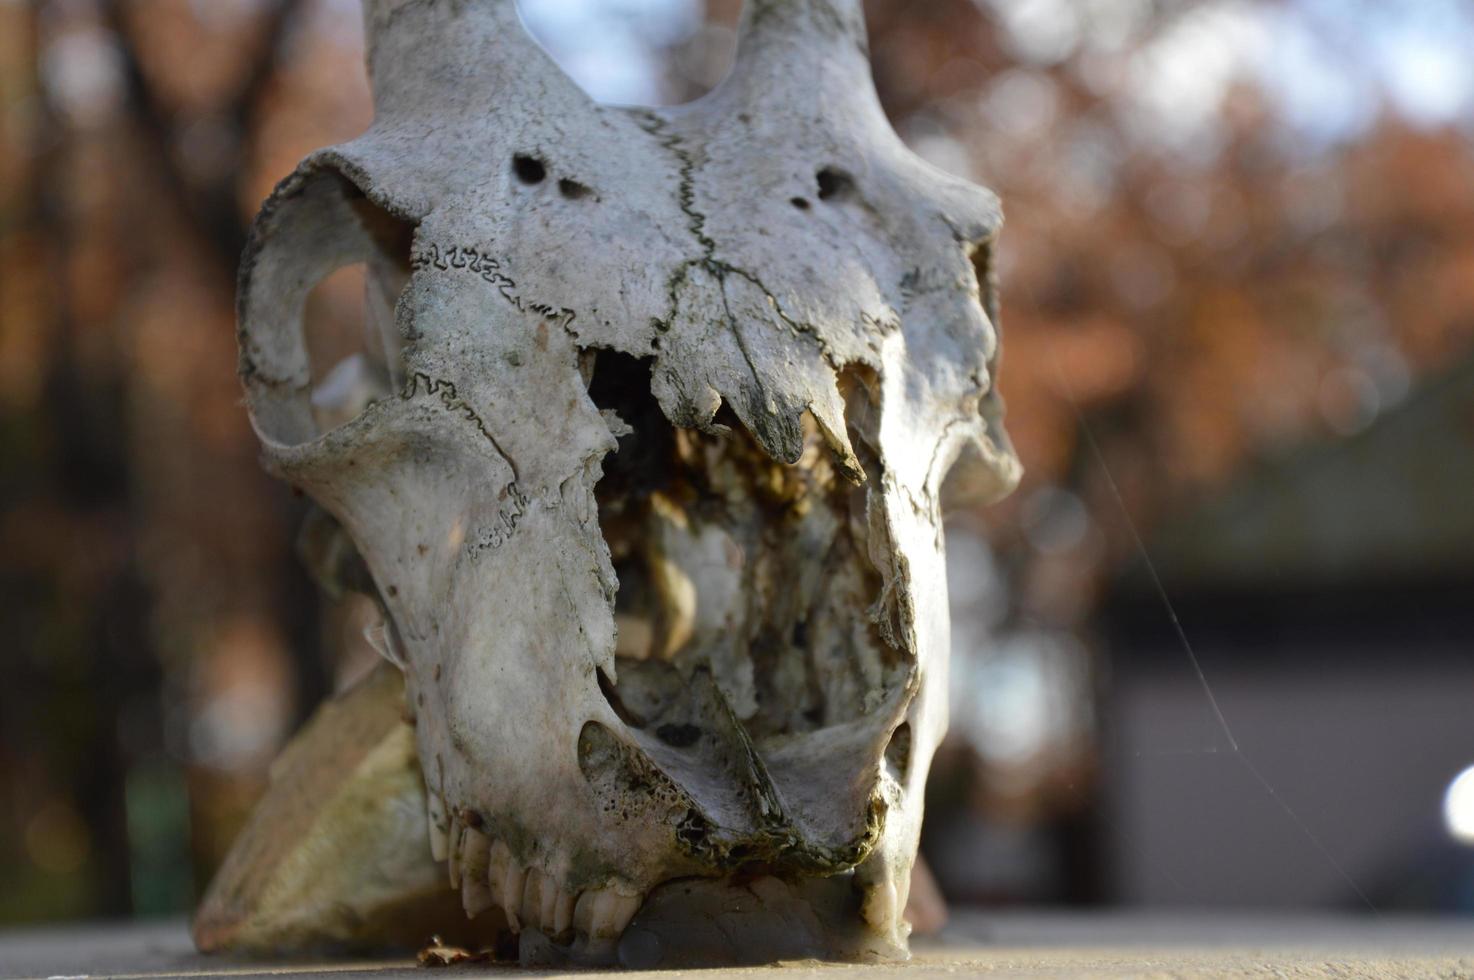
3 910 1473 979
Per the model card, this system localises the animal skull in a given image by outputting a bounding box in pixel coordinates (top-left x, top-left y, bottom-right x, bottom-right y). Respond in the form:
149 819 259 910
221 0 1017 964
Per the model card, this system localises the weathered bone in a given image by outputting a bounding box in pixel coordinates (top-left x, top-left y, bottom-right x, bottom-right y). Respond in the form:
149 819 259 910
191 664 504 952
209 0 1018 965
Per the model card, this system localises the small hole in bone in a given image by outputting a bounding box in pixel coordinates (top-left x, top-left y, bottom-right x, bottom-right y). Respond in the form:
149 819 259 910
578 719 613 768
674 809 710 850
885 721 912 780
558 177 592 200
790 197 810 210
512 154 547 184
816 167 854 201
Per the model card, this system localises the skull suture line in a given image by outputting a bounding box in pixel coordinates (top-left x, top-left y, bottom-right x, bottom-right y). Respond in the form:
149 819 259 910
203 0 1018 965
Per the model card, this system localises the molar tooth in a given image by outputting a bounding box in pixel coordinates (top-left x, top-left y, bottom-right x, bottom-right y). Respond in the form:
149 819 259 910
861 877 900 935
521 868 545 930
427 793 448 862
459 825 491 916
460 824 490 876
462 876 492 918
573 889 594 935
540 878 560 932
607 891 643 938
485 839 511 910
552 888 575 938
446 814 465 888
577 886 643 940
501 862 527 931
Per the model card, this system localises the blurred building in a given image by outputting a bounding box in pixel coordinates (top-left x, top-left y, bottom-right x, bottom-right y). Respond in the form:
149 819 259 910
1102 353 1474 910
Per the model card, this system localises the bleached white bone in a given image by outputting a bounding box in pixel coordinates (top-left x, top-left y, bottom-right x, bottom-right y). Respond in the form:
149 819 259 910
224 0 1019 963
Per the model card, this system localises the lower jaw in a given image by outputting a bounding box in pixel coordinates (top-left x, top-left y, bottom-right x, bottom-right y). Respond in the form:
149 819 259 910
192 659 912 965
424 706 913 963
430 801 908 968
427 709 913 967
532 874 907 968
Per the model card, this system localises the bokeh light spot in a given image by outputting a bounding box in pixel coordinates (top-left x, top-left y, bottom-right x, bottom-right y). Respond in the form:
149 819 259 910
1444 765 1474 846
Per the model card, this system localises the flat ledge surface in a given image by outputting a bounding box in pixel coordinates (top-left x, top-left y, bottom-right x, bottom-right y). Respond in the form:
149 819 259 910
3 911 1473 979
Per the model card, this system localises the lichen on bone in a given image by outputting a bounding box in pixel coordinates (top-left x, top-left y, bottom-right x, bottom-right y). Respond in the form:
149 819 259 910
201 0 1020 966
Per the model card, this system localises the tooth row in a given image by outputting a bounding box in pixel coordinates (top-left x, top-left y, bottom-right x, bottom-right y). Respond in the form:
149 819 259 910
573 886 642 940
430 795 641 941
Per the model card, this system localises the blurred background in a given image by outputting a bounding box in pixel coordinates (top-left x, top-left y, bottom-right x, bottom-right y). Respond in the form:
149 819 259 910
2 0 1473 927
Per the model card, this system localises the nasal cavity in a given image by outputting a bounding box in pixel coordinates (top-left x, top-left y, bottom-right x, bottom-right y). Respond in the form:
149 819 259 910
586 350 684 724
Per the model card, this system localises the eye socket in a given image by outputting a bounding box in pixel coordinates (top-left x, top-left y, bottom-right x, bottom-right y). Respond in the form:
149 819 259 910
816 166 854 201
512 154 546 184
